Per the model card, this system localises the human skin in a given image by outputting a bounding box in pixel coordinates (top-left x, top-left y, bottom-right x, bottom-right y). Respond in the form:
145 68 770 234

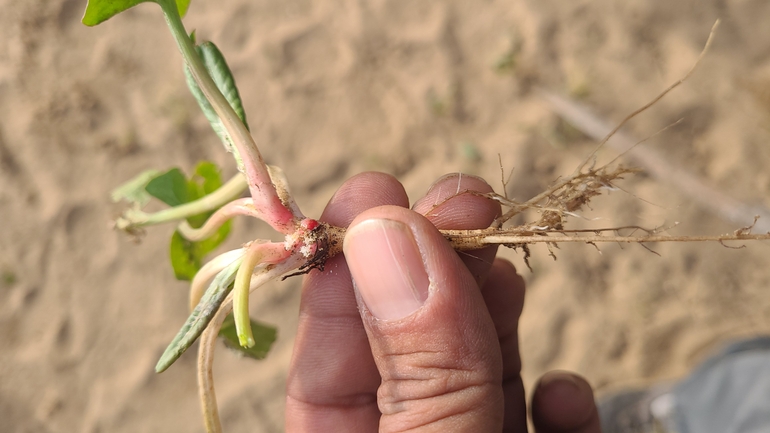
286 172 601 433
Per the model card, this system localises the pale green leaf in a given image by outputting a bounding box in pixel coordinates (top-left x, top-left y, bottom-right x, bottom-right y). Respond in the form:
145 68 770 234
110 169 161 207
155 257 242 373
184 40 248 166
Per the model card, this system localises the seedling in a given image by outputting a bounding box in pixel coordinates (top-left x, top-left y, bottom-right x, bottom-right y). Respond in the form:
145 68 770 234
82 2 769 432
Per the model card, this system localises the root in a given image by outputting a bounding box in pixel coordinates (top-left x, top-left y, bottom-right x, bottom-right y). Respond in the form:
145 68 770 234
541 90 770 233
442 228 770 250
281 223 344 280
490 165 639 230
311 220 770 266
574 19 720 174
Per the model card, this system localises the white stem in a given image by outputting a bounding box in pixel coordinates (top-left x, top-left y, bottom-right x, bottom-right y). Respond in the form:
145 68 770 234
197 254 305 433
189 248 246 311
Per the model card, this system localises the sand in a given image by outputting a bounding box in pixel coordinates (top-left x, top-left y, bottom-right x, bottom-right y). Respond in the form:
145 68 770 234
1 0 770 431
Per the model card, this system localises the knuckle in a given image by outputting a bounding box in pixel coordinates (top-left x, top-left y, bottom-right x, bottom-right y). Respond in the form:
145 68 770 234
375 348 502 429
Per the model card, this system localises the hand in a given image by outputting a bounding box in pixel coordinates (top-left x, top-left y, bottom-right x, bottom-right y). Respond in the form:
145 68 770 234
286 172 601 432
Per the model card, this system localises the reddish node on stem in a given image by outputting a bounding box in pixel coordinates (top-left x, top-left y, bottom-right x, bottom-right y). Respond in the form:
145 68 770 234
301 218 320 231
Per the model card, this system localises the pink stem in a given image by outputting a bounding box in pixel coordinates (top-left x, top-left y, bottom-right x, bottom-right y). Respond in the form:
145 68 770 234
245 177 296 234
178 198 257 241
177 198 296 241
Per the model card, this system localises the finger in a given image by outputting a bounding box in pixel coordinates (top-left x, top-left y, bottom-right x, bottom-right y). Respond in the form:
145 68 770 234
286 172 409 432
320 172 410 227
480 259 527 432
412 173 501 285
344 206 505 432
531 371 602 433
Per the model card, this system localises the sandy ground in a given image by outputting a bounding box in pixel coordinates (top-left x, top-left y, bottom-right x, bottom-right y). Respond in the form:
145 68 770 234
1 0 770 432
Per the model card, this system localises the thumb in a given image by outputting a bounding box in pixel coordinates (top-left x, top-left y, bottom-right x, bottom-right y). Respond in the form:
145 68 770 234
343 205 504 432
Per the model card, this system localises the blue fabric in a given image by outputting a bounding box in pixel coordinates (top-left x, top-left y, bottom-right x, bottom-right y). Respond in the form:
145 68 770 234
673 336 770 433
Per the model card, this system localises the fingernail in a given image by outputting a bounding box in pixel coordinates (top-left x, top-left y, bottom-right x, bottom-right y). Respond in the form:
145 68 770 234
540 371 582 394
344 219 430 320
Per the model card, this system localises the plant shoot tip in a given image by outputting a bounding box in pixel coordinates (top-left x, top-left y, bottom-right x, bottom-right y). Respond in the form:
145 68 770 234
238 334 256 348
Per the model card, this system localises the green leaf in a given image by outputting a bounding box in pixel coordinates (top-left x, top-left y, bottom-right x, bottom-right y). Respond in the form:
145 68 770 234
184 41 248 167
184 162 222 228
156 257 243 373
169 220 231 281
177 0 191 17
169 231 201 280
219 314 276 360
113 163 232 281
82 0 149 26
82 0 190 27
166 162 232 280
110 169 161 207
195 161 224 194
145 168 189 207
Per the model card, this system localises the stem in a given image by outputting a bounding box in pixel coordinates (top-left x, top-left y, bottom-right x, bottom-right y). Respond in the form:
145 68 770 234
267 165 304 219
190 248 246 311
232 242 292 347
198 302 227 433
155 0 296 233
115 173 248 231
232 244 264 348
177 198 257 242
197 254 306 433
